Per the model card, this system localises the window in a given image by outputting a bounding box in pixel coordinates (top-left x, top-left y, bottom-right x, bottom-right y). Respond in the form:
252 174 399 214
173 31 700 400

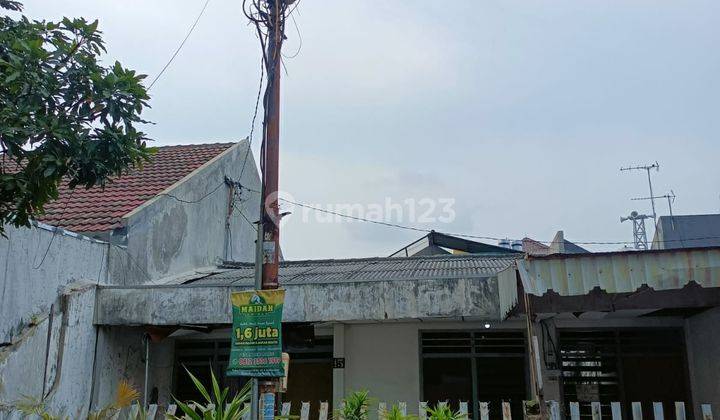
421 331 527 420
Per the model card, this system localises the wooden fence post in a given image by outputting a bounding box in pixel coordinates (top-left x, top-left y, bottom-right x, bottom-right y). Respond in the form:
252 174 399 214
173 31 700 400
379 402 387 420
129 403 140 418
570 402 580 420
243 402 251 420
147 404 158 419
300 402 310 420
611 402 622 420
675 402 686 420
281 402 292 417
548 401 560 420
502 401 512 420
319 401 329 420
631 402 643 420
702 404 714 420
592 402 602 420
479 402 490 420
419 402 428 420
459 402 469 420
653 402 664 420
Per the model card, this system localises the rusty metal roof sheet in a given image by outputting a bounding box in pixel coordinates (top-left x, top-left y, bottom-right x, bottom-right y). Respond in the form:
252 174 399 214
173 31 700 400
187 253 521 287
518 247 720 296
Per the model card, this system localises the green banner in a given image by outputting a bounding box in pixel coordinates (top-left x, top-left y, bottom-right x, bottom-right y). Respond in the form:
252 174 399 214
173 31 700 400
227 289 285 377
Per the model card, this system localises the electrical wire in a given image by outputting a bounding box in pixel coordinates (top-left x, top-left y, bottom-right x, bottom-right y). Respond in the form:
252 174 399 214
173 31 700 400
32 189 77 270
110 243 153 283
236 183 720 247
240 56 266 180
156 181 225 204
147 0 212 90
282 13 302 60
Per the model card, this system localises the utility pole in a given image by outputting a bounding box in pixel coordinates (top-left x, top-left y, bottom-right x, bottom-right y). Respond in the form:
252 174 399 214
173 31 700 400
245 1 291 419
620 162 660 228
261 0 283 291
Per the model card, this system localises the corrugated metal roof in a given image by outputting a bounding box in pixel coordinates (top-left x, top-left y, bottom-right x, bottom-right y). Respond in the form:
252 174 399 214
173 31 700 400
652 214 720 250
187 253 521 287
518 247 720 296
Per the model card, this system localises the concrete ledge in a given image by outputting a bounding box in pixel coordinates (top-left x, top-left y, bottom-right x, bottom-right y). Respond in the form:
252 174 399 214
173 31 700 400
95 276 503 325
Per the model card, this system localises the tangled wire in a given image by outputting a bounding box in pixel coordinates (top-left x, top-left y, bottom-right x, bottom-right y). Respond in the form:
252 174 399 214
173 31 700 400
242 0 299 176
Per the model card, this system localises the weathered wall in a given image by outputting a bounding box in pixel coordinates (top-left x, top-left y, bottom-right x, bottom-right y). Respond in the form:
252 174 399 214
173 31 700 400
343 323 421 409
0 283 97 419
90 326 176 409
95 276 504 326
0 223 108 344
109 140 261 285
685 306 720 420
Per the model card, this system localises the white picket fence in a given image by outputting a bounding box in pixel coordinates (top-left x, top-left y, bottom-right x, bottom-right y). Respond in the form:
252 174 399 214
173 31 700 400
0 400 714 419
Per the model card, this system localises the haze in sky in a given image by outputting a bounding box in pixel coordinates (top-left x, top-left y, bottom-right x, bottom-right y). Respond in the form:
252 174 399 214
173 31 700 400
21 0 720 259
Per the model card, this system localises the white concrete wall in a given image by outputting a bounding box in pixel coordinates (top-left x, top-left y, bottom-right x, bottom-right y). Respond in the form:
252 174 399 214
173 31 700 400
686 307 720 420
0 223 108 344
340 321 527 413
0 283 98 419
343 323 421 408
111 140 261 285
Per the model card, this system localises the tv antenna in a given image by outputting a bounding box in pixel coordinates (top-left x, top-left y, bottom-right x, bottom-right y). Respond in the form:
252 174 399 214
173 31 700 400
620 211 651 250
631 190 676 225
620 162 660 227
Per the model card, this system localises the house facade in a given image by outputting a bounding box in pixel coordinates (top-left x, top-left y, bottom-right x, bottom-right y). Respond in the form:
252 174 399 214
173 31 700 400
0 140 262 417
93 246 720 420
3 150 720 420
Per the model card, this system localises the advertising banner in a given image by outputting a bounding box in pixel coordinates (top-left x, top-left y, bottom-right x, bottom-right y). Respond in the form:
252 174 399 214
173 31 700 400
227 289 285 377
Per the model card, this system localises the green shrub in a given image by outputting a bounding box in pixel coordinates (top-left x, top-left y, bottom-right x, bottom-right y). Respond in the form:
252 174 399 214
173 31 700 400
335 390 371 420
168 368 251 420
424 403 466 420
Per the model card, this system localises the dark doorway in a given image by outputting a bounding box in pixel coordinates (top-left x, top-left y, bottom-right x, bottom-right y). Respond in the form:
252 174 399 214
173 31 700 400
421 331 528 420
173 324 333 413
173 339 249 401
281 335 334 419
559 328 690 420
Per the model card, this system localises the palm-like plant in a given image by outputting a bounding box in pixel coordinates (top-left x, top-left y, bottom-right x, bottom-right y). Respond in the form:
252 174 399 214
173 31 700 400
15 380 141 420
424 404 466 420
335 390 371 420
168 367 251 420
382 404 418 420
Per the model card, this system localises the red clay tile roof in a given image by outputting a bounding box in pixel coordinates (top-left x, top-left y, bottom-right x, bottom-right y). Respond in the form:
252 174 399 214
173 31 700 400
3 142 235 233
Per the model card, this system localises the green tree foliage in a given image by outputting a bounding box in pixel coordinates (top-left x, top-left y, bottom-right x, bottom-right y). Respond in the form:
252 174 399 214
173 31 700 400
0 1 153 234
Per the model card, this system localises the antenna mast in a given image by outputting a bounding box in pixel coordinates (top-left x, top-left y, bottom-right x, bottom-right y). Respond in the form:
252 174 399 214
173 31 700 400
621 211 651 250
631 190 676 219
620 162 660 227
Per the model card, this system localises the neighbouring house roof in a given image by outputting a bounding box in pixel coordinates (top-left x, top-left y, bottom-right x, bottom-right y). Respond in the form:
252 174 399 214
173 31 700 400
187 253 523 286
389 231 522 257
523 230 589 256
96 253 523 325
522 237 551 256
3 143 236 233
517 246 720 296
652 214 720 250
548 230 589 254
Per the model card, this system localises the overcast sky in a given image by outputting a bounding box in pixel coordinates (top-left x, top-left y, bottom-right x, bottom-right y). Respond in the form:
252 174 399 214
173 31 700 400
22 0 720 259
